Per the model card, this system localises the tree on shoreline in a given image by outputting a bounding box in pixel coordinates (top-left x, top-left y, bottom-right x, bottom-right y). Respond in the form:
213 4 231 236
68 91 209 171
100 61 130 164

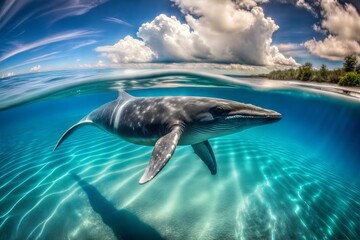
298 62 313 81
343 55 358 72
319 64 328 81
267 55 360 87
339 72 360 87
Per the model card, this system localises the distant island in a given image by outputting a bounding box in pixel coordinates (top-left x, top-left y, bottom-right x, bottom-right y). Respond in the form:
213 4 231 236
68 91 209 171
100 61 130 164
263 55 360 88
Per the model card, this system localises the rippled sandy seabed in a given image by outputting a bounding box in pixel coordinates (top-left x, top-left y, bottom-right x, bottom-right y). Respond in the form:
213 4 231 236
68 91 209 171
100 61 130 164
0 70 359 239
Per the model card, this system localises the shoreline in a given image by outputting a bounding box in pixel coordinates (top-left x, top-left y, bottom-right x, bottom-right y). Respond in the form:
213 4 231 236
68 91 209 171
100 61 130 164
231 75 360 100
278 80 360 100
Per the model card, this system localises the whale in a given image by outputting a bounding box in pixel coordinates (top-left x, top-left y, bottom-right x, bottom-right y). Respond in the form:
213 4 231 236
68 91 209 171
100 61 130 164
54 90 281 184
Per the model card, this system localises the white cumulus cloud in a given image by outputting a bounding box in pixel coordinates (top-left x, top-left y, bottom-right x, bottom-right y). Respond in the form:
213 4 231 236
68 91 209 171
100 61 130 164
170 0 297 65
96 60 105 67
276 43 310 58
295 0 318 16
304 0 360 60
137 14 211 62
95 35 156 63
30 65 41 72
320 0 360 41
2 72 15 78
304 35 360 61
96 0 297 66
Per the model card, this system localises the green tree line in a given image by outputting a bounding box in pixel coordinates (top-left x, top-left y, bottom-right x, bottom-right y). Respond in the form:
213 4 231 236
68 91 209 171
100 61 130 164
266 55 360 87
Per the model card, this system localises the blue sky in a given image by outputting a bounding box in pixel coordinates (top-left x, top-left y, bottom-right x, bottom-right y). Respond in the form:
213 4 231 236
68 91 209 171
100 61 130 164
1 0 359 76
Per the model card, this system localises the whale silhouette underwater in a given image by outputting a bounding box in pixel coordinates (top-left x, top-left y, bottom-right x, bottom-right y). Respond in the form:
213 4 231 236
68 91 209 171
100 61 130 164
54 90 281 184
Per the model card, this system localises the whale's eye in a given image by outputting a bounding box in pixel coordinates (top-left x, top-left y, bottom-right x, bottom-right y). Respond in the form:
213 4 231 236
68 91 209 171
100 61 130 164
212 106 229 115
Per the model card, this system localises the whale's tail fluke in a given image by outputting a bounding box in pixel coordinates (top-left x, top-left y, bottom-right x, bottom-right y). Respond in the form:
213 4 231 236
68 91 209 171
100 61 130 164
53 120 93 151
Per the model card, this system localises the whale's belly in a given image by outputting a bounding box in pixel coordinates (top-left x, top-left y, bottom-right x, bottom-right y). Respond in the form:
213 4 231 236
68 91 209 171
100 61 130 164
121 136 159 146
178 130 210 145
114 124 163 146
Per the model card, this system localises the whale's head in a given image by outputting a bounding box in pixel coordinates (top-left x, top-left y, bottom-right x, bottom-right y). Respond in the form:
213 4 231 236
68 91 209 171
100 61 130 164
183 98 281 140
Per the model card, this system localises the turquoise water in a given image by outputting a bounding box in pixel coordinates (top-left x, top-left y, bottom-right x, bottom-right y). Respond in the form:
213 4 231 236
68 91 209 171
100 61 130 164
0 69 359 239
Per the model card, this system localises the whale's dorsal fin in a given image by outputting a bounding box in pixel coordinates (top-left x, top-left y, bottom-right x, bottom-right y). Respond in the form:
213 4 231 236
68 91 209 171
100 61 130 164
118 89 133 100
139 126 183 184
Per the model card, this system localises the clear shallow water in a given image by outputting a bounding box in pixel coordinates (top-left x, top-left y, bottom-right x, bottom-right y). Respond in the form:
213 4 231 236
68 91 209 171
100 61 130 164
0 69 360 239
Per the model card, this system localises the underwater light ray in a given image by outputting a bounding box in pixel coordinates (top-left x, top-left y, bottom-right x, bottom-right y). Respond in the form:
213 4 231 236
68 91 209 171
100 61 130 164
39 157 130 197
196 154 237 239
80 162 148 186
331 201 360 237
0 162 47 189
37 154 101 196
30 188 80 240
16 184 76 236
116 182 150 209
76 158 120 175
110 169 147 195
0 163 53 201
119 152 192 209
0 163 49 218
77 164 144 189
0 152 53 184
0 152 35 174
236 181 273 239
36 135 139 194
0 216 10 229
15 158 82 232
77 161 148 180
17 163 148 237
224 136 358 237
156 155 202 218
38 139 149 198
288 177 355 237
279 171 328 228
4 155 72 195
228 147 246 240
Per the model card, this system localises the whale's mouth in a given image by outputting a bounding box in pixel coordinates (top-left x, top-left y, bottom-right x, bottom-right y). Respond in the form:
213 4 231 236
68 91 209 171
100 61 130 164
224 111 282 120
225 113 281 120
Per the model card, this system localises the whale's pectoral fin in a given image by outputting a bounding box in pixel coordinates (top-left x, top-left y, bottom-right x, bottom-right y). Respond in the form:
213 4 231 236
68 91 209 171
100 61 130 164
192 140 217 175
139 126 183 184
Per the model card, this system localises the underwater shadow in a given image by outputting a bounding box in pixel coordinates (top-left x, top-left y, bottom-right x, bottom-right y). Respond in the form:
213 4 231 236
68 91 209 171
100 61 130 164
72 174 164 240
